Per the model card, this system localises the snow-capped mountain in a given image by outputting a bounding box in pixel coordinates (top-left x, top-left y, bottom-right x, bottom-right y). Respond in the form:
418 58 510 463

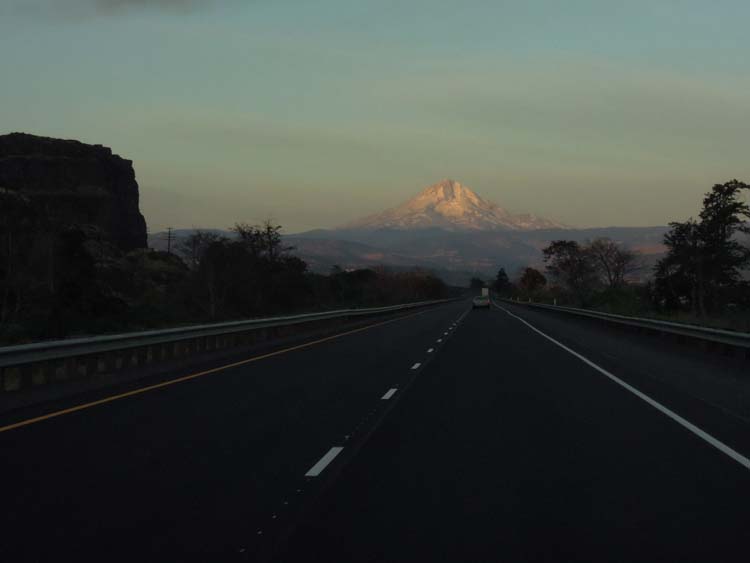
149 179 667 285
340 179 567 231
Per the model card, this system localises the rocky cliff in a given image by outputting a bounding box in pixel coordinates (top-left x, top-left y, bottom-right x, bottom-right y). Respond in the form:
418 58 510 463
0 133 147 251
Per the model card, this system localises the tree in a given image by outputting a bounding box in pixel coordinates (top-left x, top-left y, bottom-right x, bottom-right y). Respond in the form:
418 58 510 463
542 240 598 304
697 180 750 309
654 180 750 315
0 189 33 324
587 238 640 290
654 219 701 312
493 267 512 295
190 237 241 320
232 220 293 263
518 267 546 293
176 230 227 270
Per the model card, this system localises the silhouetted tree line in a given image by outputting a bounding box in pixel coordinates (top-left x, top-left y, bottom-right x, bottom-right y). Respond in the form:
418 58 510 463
0 207 449 344
488 237 640 305
494 180 750 326
540 238 642 306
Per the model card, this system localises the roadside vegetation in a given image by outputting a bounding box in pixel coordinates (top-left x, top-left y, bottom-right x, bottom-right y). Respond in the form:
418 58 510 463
492 180 750 331
0 209 450 344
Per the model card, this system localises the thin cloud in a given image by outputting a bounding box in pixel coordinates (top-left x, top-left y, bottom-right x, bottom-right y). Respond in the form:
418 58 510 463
95 0 209 14
2 0 218 20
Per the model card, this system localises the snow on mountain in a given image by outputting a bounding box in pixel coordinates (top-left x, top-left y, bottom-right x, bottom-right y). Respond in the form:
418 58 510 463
340 179 567 231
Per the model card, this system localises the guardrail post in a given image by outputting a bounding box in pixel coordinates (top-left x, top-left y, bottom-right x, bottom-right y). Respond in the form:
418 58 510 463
74 358 87 381
135 347 148 367
63 358 76 381
22 364 35 389
3 366 21 391
84 356 98 378
32 362 47 386
122 350 132 369
112 352 122 371
104 351 117 374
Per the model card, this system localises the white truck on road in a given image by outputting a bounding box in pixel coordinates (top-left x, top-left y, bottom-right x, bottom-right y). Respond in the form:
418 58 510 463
473 287 490 308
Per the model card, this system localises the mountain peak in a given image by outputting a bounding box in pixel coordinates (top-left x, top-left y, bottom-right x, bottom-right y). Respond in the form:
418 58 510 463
427 178 464 194
341 180 567 232
420 179 479 202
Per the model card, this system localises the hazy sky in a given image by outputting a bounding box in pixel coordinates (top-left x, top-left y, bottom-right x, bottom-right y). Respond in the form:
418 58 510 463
2 1 749 233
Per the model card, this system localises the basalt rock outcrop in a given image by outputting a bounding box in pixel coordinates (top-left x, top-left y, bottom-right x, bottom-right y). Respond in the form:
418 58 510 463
0 132 147 251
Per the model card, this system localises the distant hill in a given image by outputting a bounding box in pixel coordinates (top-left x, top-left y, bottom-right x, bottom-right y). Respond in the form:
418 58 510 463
150 225 667 286
287 226 667 283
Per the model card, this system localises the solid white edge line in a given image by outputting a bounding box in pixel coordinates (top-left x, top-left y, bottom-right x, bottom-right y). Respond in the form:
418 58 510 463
495 303 750 471
411 362 421 370
305 446 344 477
381 388 398 400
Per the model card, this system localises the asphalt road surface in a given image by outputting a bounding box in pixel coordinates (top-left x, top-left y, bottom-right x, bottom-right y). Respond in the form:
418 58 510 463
2 300 749 562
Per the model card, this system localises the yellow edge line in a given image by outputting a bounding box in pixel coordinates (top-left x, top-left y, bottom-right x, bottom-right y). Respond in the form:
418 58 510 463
0 309 431 434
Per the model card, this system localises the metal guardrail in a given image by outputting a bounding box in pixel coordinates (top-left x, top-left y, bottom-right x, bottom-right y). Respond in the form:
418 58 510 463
501 298 750 351
0 299 450 392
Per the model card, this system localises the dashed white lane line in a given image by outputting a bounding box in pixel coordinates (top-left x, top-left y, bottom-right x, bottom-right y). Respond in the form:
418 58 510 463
497 303 750 472
305 447 344 477
381 388 398 400
306 313 468 482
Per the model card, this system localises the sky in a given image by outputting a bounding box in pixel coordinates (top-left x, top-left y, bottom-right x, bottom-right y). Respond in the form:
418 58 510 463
1 0 749 233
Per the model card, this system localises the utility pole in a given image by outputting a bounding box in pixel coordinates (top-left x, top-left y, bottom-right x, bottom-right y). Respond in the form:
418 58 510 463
166 227 174 254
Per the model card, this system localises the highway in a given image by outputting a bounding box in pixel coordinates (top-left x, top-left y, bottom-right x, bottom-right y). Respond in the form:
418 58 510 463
1 299 750 562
